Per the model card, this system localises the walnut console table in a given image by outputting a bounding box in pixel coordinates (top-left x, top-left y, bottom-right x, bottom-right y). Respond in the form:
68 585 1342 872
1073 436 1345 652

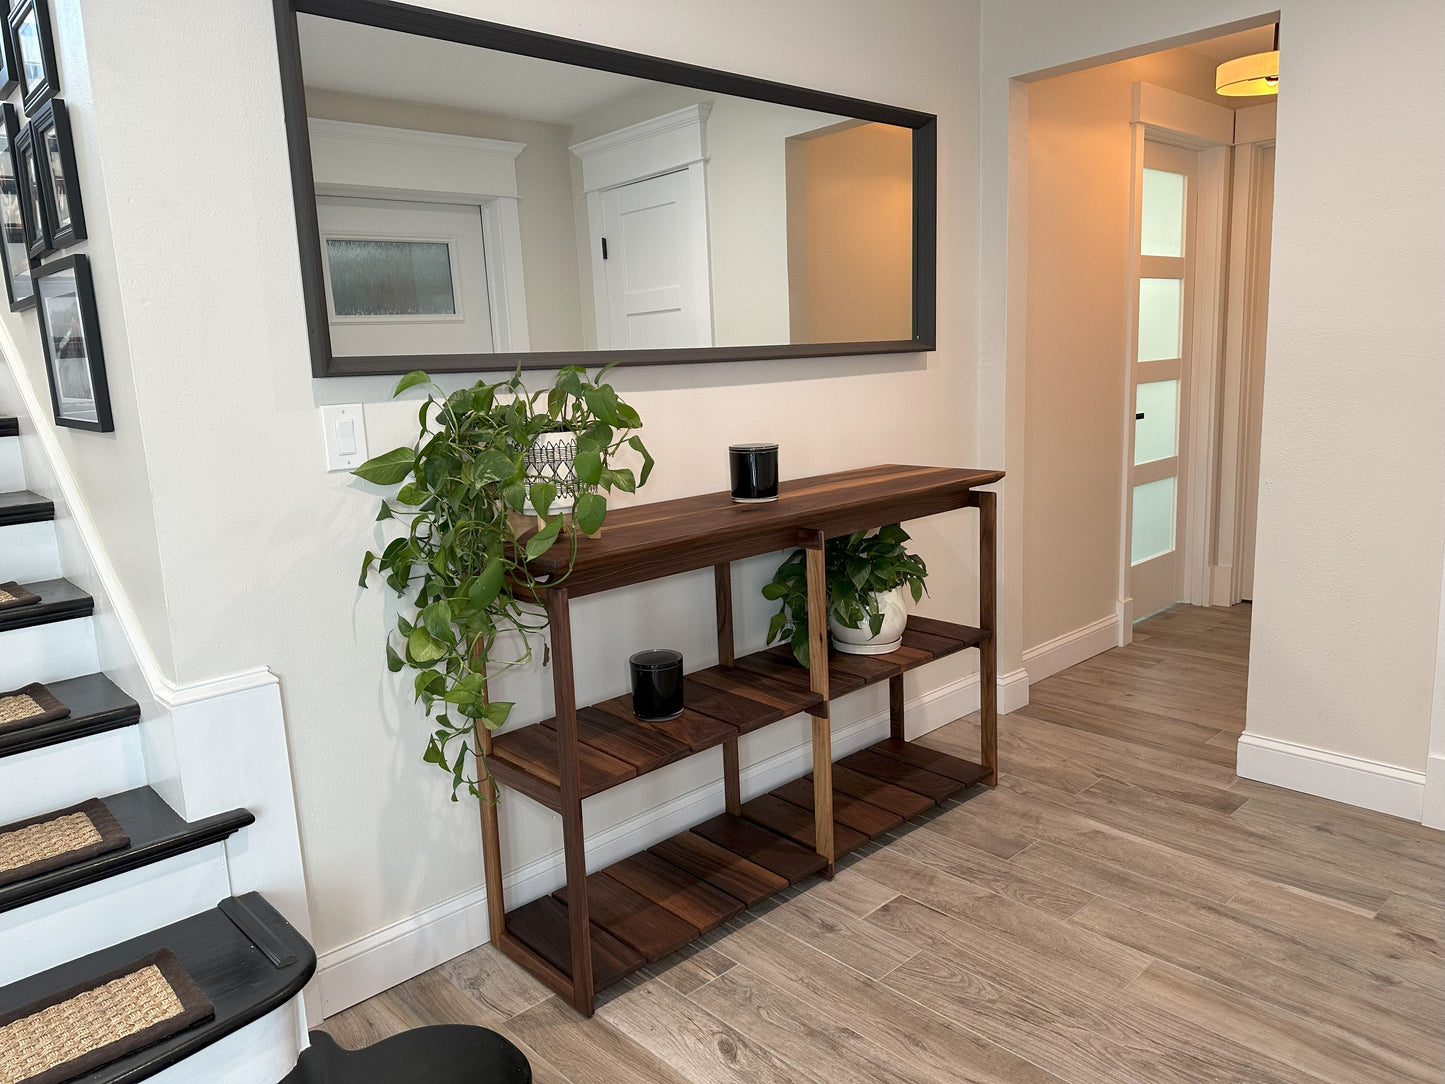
478 463 1003 1015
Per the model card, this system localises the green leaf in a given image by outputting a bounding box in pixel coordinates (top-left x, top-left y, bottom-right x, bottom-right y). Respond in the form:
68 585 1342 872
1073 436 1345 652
474 449 516 484
502 481 526 513
375 502 394 522
767 611 788 643
628 436 654 486
573 491 607 535
910 579 924 603
876 524 909 545
414 669 445 697
574 443 603 486
790 626 811 669
396 482 428 506
525 515 563 559
359 550 376 588
761 581 788 601
469 558 505 609
482 701 514 728
393 370 433 396
422 599 453 640
408 626 448 663
385 641 404 672
601 467 635 494
354 447 415 486
529 480 557 518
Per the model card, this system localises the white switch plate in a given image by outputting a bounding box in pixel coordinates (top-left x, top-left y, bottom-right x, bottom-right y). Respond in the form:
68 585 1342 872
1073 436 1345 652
321 404 368 472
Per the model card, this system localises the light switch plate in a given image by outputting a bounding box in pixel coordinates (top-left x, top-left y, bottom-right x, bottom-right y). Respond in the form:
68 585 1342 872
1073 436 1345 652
321 404 368 472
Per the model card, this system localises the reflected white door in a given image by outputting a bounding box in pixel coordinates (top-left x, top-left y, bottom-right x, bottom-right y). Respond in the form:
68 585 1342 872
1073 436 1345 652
599 169 712 349
317 196 492 357
1128 142 1196 619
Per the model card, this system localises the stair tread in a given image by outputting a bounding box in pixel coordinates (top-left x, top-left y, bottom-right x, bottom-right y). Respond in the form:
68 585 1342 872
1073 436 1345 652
0 892 315 1083
0 673 140 758
0 786 254 914
0 489 54 525
0 577 93 632
0 417 15 437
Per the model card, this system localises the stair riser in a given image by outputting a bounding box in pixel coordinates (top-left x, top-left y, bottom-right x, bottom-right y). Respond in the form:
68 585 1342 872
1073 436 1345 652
0 437 21 492
0 520 62 582
0 728 147 823
0 844 232 985
0 615 99 686
146 1001 306 1084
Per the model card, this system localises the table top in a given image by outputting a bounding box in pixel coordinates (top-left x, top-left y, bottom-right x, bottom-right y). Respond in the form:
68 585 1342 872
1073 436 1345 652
527 463 1003 596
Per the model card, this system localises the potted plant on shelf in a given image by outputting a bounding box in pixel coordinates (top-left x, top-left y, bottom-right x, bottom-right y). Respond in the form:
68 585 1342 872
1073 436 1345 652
355 364 654 801
762 525 929 667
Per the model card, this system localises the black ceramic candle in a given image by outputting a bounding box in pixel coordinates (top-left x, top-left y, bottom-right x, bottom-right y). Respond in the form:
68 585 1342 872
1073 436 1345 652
729 443 779 503
630 649 684 721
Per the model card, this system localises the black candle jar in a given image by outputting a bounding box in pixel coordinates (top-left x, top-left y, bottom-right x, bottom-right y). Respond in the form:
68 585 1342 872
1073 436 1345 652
729 443 779 503
630 649 684 722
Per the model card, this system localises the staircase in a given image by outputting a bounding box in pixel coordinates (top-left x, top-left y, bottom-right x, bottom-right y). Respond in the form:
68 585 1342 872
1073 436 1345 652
0 413 315 1083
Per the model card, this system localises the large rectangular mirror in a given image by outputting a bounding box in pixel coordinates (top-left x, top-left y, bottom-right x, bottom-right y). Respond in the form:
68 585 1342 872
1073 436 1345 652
274 0 937 376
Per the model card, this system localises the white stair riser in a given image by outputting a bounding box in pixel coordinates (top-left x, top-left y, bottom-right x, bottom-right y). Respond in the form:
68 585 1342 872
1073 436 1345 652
0 437 22 492
0 844 232 984
147 1001 306 1084
0 615 99 686
0 727 146 822
0 520 61 582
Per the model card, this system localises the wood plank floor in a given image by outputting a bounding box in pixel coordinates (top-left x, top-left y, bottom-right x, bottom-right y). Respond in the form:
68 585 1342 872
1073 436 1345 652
321 604 1445 1083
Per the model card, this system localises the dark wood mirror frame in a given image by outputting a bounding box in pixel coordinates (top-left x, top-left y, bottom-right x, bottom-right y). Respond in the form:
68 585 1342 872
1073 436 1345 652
273 0 938 377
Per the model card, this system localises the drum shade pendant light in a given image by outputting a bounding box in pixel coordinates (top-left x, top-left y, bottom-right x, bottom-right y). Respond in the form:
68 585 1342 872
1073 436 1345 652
1216 24 1280 97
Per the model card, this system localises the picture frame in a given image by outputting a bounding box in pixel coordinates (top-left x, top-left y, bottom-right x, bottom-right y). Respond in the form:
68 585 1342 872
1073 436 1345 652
30 98 82 246
7 0 57 113
0 102 34 310
34 254 112 432
14 120 49 259
0 0 19 99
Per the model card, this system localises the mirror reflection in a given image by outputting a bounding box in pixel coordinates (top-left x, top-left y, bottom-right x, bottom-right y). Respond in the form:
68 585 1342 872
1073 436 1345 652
297 14 915 357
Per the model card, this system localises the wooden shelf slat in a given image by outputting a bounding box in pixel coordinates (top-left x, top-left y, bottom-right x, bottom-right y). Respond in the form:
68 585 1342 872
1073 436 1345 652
648 832 788 906
504 895 644 990
871 737 992 787
740 793 871 858
829 764 935 820
555 873 700 964
690 812 828 884
770 776 904 839
604 852 744 933
835 748 965 803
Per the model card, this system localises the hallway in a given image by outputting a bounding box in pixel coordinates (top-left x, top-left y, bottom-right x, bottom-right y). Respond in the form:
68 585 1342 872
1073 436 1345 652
322 604 1444 1083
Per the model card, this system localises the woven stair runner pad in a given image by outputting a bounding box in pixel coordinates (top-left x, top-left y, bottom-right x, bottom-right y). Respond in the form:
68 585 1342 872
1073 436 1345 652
0 583 40 611
0 683 71 735
0 949 214 1084
0 799 130 889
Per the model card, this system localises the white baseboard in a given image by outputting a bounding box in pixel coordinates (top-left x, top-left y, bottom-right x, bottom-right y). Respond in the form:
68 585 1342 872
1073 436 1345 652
1023 614 1119 684
1422 753 1445 830
316 668 999 1016
1236 732 1428 823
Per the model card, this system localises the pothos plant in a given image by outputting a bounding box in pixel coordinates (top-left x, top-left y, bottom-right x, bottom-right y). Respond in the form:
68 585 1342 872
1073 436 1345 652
761 524 928 667
356 364 653 800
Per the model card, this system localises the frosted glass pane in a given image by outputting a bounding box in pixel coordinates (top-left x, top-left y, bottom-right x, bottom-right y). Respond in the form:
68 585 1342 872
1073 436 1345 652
327 240 456 316
1138 277 1182 361
1131 476 1176 565
1134 379 1179 465
1141 169 1185 256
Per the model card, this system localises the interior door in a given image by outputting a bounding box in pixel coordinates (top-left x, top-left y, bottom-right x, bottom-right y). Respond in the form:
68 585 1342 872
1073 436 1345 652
317 196 492 357
1128 142 1197 619
599 169 712 349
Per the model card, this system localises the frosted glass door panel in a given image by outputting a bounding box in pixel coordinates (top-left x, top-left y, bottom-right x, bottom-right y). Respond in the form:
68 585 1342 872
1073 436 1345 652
1134 379 1179 465
1138 277 1182 361
1131 476 1176 565
1141 169 1185 257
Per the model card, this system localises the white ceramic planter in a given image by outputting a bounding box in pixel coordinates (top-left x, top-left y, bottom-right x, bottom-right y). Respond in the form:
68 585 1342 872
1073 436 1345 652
522 429 579 514
829 584 909 655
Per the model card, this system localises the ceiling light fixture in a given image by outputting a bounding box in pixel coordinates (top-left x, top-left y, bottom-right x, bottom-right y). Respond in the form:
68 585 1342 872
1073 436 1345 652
1216 24 1280 97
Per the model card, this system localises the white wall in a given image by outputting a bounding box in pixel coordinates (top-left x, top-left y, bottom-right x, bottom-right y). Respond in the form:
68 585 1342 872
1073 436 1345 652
981 1 1445 803
54 0 984 1010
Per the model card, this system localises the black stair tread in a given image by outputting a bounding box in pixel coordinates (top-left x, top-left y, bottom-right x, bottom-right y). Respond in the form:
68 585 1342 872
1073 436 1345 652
0 673 141 758
0 489 54 525
0 577 93 632
0 892 315 1084
0 787 254 914
0 416 15 437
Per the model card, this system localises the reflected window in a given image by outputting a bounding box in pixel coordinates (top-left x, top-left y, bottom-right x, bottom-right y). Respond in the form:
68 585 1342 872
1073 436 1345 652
325 239 456 317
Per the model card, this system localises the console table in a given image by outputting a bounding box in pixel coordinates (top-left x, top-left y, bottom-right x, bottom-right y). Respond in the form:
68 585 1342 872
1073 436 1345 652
478 463 1002 1015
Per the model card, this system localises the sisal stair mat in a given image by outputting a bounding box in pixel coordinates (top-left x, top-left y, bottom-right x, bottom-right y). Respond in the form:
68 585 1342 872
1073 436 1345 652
0 685 70 735
0 949 213 1084
0 800 129 889
0 583 39 611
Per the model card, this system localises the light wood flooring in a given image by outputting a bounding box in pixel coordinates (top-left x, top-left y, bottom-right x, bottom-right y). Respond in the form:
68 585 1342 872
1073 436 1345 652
321 603 1445 1083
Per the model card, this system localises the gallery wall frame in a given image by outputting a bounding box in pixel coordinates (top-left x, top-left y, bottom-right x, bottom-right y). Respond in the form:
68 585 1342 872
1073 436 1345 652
14 117 47 259
0 0 19 100
34 253 112 432
272 0 939 377
0 101 34 309
30 97 81 246
7 0 56 114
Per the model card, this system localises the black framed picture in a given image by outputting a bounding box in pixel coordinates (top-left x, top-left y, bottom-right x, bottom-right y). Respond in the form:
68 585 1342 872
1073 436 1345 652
0 102 33 310
35 255 112 432
0 1 19 99
31 98 81 246
8 0 56 112
15 121 48 258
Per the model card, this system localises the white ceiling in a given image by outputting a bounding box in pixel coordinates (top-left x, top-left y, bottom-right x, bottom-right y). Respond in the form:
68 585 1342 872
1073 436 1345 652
1183 24 1277 63
297 14 655 124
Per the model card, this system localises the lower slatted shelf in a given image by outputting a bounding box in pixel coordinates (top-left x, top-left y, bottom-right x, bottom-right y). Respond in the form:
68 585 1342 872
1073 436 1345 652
501 736 989 996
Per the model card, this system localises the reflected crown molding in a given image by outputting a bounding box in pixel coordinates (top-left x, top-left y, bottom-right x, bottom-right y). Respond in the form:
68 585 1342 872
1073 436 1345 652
570 104 711 193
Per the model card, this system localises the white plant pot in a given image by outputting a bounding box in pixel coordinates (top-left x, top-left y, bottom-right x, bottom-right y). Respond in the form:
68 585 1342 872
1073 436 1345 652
829 585 909 655
522 430 578 515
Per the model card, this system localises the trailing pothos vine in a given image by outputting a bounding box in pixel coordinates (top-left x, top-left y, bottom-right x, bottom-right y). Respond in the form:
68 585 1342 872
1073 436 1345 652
356 365 653 801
